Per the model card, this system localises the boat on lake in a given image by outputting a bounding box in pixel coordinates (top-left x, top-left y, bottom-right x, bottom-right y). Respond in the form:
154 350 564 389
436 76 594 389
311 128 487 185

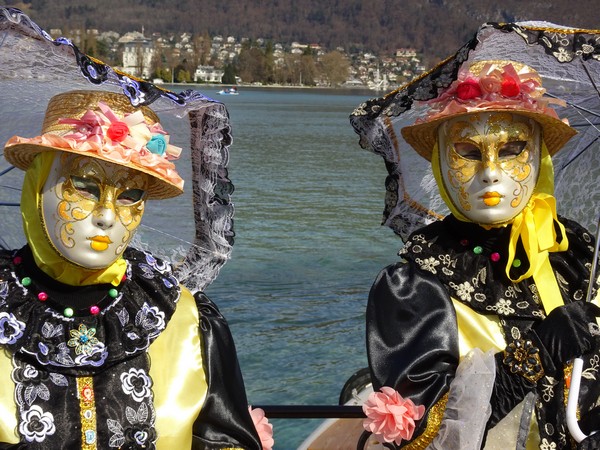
218 87 239 95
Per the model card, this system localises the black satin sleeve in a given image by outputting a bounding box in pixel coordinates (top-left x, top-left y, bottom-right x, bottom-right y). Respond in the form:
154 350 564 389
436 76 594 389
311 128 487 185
192 292 261 450
366 261 460 442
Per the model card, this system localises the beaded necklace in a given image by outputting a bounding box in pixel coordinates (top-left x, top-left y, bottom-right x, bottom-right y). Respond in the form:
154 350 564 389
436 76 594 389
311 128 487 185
13 253 125 318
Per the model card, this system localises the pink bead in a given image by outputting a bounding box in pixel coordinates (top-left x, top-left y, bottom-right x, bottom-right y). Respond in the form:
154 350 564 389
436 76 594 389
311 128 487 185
121 274 127 282
38 292 48 301
90 305 100 315
490 252 501 262
13 256 22 265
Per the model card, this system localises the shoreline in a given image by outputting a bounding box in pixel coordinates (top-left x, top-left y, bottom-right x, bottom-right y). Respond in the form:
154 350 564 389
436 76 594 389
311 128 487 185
158 81 390 95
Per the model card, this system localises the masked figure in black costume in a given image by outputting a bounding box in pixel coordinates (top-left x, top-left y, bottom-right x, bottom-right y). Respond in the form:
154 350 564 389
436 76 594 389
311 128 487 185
357 60 600 449
0 90 266 450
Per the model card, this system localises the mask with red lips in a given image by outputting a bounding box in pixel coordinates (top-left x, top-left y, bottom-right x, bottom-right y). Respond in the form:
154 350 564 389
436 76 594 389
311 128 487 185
437 111 541 225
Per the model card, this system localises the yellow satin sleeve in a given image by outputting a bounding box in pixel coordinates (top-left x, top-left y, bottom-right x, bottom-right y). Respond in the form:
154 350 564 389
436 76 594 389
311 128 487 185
452 298 541 450
452 299 506 355
149 286 208 450
0 287 208 448
0 347 18 443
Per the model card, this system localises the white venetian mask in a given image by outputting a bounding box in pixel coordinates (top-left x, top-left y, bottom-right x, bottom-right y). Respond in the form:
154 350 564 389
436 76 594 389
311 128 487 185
40 154 149 269
437 112 541 225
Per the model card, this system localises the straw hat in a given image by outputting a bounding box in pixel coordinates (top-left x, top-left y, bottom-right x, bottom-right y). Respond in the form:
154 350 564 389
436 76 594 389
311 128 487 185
401 60 577 161
4 90 184 199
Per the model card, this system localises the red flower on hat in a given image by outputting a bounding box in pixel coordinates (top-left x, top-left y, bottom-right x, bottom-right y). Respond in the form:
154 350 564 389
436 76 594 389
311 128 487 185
500 77 520 97
106 121 129 142
455 79 482 100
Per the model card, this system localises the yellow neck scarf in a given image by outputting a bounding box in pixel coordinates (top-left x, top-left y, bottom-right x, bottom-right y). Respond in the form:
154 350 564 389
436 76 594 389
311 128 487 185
21 152 127 286
432 142 568 313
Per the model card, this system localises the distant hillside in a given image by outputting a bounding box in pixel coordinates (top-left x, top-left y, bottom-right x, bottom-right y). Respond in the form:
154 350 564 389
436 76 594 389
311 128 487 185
7 0 600 65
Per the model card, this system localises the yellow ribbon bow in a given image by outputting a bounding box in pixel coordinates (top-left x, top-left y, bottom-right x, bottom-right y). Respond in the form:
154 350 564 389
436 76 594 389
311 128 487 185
507 193 568 313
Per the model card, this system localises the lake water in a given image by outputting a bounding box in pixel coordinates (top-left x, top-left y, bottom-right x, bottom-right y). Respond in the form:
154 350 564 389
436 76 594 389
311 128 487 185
198 87 400 448
0 85 400 449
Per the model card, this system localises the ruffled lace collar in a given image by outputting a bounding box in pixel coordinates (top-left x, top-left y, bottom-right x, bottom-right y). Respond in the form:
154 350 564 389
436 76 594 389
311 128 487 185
0 246 180 376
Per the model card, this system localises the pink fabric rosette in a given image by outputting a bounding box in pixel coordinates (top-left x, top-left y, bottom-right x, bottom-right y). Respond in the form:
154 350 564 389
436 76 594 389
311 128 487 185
248 406 274 450
362 386 425 445
53 101 184 189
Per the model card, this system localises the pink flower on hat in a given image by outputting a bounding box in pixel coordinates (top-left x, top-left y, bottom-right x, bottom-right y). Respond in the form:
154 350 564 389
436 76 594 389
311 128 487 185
479 74 502 94
248 406 274 450
362 387 425 445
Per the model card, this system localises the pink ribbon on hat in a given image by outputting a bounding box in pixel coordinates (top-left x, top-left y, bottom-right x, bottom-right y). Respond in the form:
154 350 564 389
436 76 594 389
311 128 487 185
59 110 105 147
417 62 568 125
8 101 184 191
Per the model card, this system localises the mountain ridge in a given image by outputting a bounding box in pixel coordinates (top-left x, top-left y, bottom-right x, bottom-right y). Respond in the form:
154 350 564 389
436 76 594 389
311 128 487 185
7 0 600 64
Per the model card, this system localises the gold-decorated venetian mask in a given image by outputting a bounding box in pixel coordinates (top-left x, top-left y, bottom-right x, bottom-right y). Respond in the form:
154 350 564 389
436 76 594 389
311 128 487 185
40 153 149 269
437 112 541 225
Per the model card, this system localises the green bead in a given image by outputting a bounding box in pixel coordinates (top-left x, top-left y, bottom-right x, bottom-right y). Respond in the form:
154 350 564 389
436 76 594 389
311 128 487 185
63 307 74 318
512 259 522 268
108 288 119 299
473 246 483 255
21 277 31 287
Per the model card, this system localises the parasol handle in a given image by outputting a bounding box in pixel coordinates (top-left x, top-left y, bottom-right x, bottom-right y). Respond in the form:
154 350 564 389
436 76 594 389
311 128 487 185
566 215 600 442
566 357 587 442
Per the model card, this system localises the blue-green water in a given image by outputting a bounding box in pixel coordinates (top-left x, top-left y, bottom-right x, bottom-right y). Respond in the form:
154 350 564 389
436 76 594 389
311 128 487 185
198 87 400 448
0 85 400 449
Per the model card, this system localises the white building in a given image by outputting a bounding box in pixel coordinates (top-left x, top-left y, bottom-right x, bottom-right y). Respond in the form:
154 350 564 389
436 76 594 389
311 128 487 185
194 65 224 83
120 32 154 79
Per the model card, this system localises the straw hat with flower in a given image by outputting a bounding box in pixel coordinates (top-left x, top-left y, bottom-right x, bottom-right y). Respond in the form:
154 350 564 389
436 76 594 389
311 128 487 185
401 60 577 161
4 89 184 199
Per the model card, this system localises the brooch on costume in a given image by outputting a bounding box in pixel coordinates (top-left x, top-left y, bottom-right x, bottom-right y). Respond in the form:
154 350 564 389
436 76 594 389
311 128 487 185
503 339 544 383
67 324 100 356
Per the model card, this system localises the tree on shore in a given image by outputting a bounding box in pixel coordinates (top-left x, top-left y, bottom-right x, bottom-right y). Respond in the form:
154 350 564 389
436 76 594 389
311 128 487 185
222 64 236 84
319 50 350 87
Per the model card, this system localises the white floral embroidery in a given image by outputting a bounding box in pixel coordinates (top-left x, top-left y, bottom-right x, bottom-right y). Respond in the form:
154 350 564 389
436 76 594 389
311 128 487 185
511 327 522 340
108 419 125 448
582 354 599 381
439 254 454 267
136 303 166 338
416 257 440 274
0 280 7 305
412 234 426 243
472 267 487 287
108 403 152 448
121 368 152 402
495 299 515 315
0 311 26 344
473 293 487 303
441 267 455 276
450 281 474 302
541 376 557 403
19 405 56 443
540 438 557 450
504 286 518 298
553 47 573 63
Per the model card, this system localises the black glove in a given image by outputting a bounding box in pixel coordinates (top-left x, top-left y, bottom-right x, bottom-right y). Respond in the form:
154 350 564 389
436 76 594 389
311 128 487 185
488 301 600 430
579 406 600 436
577 432 600 450
531 301 600 373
